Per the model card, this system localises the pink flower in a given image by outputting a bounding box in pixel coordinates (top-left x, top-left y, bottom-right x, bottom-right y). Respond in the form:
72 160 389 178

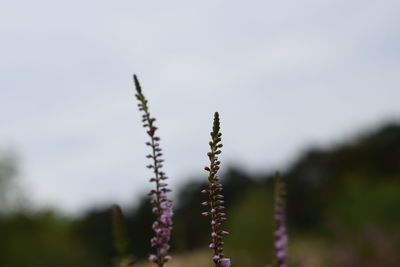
134 75 174 266
220 258 231 267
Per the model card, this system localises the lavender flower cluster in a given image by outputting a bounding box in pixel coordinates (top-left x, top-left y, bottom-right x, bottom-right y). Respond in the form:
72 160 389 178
273 173 288 267
134 75 173 266
201 112 231 267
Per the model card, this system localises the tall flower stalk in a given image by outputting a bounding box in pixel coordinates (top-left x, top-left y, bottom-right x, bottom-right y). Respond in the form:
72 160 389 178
201 112 231 267
273 172 288 267
133 75 173 266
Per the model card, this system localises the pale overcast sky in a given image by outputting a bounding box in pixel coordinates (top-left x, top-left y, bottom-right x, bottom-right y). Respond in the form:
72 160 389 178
1 0 399 213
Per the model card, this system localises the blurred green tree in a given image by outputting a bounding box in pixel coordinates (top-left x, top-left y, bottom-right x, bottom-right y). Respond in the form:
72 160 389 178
0 148 27 214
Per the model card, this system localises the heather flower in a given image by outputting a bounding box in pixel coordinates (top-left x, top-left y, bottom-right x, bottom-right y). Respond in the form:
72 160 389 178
133 75 173 266
201 112 231 267
273 172 288 267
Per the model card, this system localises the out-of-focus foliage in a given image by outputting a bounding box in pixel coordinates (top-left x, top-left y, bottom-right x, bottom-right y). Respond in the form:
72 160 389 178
285 124 400 232
0 211 104 267
225 185 274 266
0 123 399 266
0 149 21 213
111 205 136 267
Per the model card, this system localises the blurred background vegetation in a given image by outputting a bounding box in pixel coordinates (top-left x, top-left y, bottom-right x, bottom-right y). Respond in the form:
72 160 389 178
1 122 399 267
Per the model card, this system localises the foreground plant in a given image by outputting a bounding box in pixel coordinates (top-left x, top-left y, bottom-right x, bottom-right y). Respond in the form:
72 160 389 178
201 112 231 267
273 172 288 267
134 75 173 266
111 205 136 267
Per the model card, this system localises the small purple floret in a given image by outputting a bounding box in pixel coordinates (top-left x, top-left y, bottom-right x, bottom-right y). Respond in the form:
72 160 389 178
220 258 231 267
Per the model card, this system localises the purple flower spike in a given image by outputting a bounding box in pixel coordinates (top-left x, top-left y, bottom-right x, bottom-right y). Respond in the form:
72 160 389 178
273 172 288 267
202 112 231 267
134 75 173 266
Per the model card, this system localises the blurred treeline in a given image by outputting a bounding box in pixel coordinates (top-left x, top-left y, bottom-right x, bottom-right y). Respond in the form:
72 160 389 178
1 123 400 267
